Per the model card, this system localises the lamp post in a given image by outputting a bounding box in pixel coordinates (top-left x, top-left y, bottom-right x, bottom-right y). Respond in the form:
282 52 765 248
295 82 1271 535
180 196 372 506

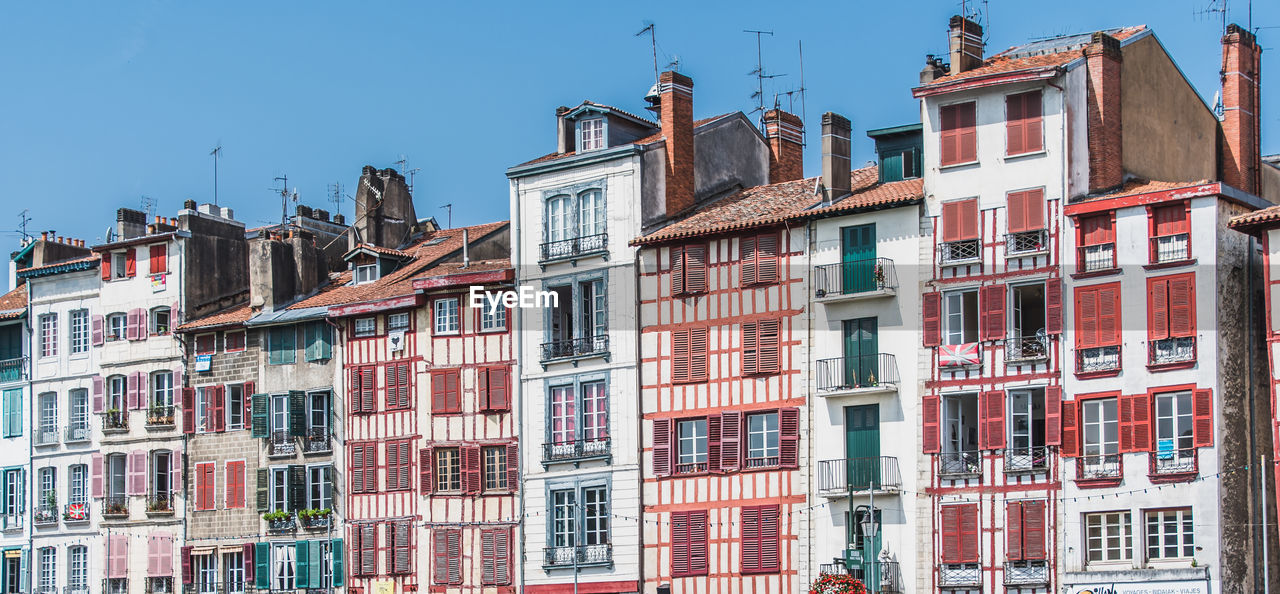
859 504 880 594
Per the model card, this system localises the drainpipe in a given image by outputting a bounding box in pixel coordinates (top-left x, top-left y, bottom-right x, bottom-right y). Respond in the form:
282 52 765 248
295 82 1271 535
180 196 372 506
634 244 645 594
806 217 817 586
512 177 526 593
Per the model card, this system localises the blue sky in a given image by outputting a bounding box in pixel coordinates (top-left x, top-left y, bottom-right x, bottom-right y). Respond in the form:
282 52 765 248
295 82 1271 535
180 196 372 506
0 0 1275 274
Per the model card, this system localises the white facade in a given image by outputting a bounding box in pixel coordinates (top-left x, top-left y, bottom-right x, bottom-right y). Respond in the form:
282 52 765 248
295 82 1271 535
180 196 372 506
0 288 32 593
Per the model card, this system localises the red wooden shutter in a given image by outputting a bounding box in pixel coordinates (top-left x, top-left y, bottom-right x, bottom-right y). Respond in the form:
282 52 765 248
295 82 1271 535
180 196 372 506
181 546 193 584
671 512 690 576
1024 91 1043 152
741 322 759 375
1061 400 1079 457
213 385 226 432
1099 284 1121 346
685 244 708 293
445 370 461 413
923 293 942 347
690 327 709 382
181 387 195 434
1006 501 1024 561
384 364 399 409
982 390 1006 449
959 198 980 241
941 201 962 242
1193 388 1214 447
706 414 722 474
1149 277 1170 340
365 443 378 493
202 463 216 510
1006 95 1026 156
940 505 961 563
431 371 446 413
652 418 672 477
489 366 509 411
758 318 780 374
477 367 490 410
101 253 111 280
419 447 434 494
689 510 709 575
1007 190 1027 233
959 503 980 563
1024 188 1045 230
671 246 686 296
957 102 977 163
481 529 497 585
1077 286 1099 349
241 543 254 583
1132 394 1152 452
149 244 167 274
672 329 691 383
779 407 800 468
505 442 518 490
361 524 378 576
1045 278 1062 335
1118 394 1135 452
1044 386 1062 446
360 367 375 413
740 506 761 573
1022 500 1046 560
757 233 779 283
351 444 365 493
464 445 481 494
740 236 758 286
125 249 137 277
922 396 941 453
760 505 780 572
719 411 741 471
980 284 1006 341
1168 274 1196 338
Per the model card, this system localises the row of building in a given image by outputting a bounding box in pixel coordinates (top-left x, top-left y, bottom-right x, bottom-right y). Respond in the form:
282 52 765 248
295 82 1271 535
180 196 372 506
1 13 1278 594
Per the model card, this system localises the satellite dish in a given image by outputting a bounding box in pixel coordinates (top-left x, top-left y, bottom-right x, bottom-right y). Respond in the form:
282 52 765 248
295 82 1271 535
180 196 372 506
105 227 116 243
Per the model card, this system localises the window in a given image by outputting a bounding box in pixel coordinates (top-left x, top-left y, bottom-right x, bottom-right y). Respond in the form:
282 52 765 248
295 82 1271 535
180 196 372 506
306 390 330 448
582 485 608 548
579 118 605 151
267 466 290 512
480 528 512 585
68 546 87 589
435 448 461 492
940 199 980 262
106 453 126 499
224 330 246 353
670 510 709 577
550 488 576 552
740 233 779 285
1078 213 1116 272
226 384 245 430
579 190 605 239
386 439 412 491
1148 274 1196 365
1006 90 1043 155
267 327 295 365
271 543 295 590
1 555 18 594
1086 511 1133 564
940 101 977 165
545 484 610 567
1076 283 1122 373
112 252 128 279
1006 189 1046 253
151 450 172 501
483 446 507 491
1 468 22 519
107 375 127 411
1150 203 1190 263
1154 391 1195 473
479 300 506 332
354 263 378 284
387 312 410 332
677 419 708 474
940 393 980 474
478 366 511 412
432 529 462 585
741 319 780 375
385 362 410 410
194 462 215 511
70 309 89 354
195 386 215 433
387 521 412 575
38 547 55 591
740 505 781 574
430 369 461 414
39 314 57 357
1145 508 1194 560
1007 389 1047 471
221 551 244 593
1081 398 1120 479
194 333 216 355
69 389 88 434
150 307 170 336
746 412 779 468
151 371 173 408
353 317 376 338
37 392 56 440
940 503 980 563
68 465 87 504
307 465 332 510
546 195 572 247
2 389 22 438
149 244 168 275
671 244 709 295
193 553 216 592
1008 283 1048 361
225 461 246 508
544 278 607 358
880 147 920 182
350 443 378 494
671 327 709 383
107 313 127 341
434 298 460 335
943 290 979 345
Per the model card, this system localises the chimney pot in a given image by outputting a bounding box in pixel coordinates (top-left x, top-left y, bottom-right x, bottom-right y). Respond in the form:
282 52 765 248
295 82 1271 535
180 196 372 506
764 109 805 183
948 15 985 74
556 106 574 154
658 71 696 217
821 112 853 201
40 232 47 241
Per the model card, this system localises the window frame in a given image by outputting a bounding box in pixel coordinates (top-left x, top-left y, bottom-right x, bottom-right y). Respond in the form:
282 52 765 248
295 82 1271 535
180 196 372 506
150 306 171 336
434 447 462 493
1148 201 1192 264
352 317 377 338
1076 212 1118 272
69 309 90 355
1144 507 1194 561
478 300 507 333
194 333 217 356
578 117 606 152
433 297 461 336
746 412 780 467
353 263 378 285
39 314 57 358
1004 89 1044 156
1085 511 1133 565
224 330 247 353
107 313 127 342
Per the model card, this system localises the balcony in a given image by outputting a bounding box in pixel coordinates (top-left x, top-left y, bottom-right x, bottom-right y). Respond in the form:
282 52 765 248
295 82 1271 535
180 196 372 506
65 422 91 443
264 512 296 535
674 462 708 475
36 587 58 594
145 577 174 594
303 428 332 454
102 410 129 433
1005 335 1049 363
64 587 91 594
299 509 333 530
540 335 609 363
1004 447 1049 473
542 437 611 468
34 425 60 446
1079 454 1122 480
267 430 297 457
1 512 22 531
813 259 897 301
1150 233 1190 264
1004 560 1050 585
818 559 902 593
63 502 90 522
1150 337 1195 366
103 496 129 519
939 563 982 587
104 578 128 594
939 451 981 477
815 354 899 396
1078 243 1116 273
1007 229 1048 256
184 583 245 594
147 491 175 515
33 504 58 526
0 357 27 384
540 233 608 263
817 457 902 497
543 543 612 569
1077 346 1120 374
1151 448 1197 476
146 405 176 428
940 239 980 265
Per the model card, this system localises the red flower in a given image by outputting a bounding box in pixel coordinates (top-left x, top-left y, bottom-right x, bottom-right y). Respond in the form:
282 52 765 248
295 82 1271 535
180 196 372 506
809 572 867 594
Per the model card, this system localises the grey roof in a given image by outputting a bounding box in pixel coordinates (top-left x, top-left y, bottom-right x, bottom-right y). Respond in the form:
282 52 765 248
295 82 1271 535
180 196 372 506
246 306 329 327
1002 28 1130 59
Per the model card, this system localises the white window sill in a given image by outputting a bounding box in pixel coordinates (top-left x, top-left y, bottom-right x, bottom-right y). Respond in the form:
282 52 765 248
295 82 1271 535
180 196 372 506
1002 150 1047 162
938 160 980 171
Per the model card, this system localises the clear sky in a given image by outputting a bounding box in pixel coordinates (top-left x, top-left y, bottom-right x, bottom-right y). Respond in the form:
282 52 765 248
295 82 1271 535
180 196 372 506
1 0 1276 286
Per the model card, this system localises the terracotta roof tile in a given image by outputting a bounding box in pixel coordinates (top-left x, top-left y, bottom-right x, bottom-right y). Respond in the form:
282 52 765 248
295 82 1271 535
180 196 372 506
1071 178 1213 203
0 286 27 320
345 243 413 259
511 113 736 169
177 302 252 331
1230 204 1280 229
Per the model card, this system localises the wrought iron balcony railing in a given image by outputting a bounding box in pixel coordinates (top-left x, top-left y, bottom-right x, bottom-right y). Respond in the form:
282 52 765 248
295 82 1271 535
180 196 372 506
104 578 128 594
102 410 128 432
1150 233 1190 263
1004 560 1050 585
543 543 612 568
540 233 608 262
103 495 129 518
674 462 708 475
299 511 333 530
1150 337 1195 365
939 450 981 477
183 582 247 594
1078 243 1115 272
0 357 27 384
63 586 91 594
939 563 982 586
1152 448 1197 475
147 491 175 514
542 437 610 464
1007 229 1048 255
1079 454 1122 480
33 505 58 526
815 354 899 393
144 577 174 594
34 425 59 446
303 427 331 454
1 512 22 531
813 258 897 298
146 406 176 427
818 457 902 493
816 560 902 593
1004 447 1049 473
265 513 296 535
1005 335 1049 362
940 239 980 264
1077 346 1121 373
63 501 90 522
65 422 91 442
267 430 297 457
541 335 609 361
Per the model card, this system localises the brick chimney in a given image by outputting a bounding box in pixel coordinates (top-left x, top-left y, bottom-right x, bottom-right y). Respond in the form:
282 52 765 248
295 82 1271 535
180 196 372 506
764 109 805 183
658 71 695 217
1220 23 1262 195
1085 32 1124 193
556 106 574 154
949 16 984 74
822 112 852 201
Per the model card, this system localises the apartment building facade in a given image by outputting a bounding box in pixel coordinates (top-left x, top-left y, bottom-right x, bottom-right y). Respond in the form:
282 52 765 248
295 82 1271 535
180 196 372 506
1 280 32 594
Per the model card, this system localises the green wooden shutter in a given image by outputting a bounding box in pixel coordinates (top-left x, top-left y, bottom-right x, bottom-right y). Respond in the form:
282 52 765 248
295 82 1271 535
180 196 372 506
254 543 270 589
330 539 344 587
303 323 319 362
18 548 27 593
309 541 323 587
256 468 269 512
294 541 310 589
288 391 306 437
317 324 332 360
2 391 18 438
250 393 268 438
288 465 305 511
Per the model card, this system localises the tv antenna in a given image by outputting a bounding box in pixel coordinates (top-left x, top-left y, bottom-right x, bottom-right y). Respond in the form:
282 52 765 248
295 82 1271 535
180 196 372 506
1195 0 1230 34
636 22 659 83
140 195 157 219
327 182 344 217
210 144 222 206
744 29 784 130
405 168 422 195
16 210 31 244
271 175 297 229
440 203 452 229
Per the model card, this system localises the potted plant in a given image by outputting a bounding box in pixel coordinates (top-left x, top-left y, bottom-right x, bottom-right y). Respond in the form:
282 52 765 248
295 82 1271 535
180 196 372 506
809 573 867 594
264 510 295 532
300 508 332 528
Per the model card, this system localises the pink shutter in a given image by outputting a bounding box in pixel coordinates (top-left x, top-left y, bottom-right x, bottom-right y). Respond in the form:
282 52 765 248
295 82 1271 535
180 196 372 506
147 535 159 576
109 534 129 578
92 315 104 346
91 454 104 498
719 411 741 472
129 450 147 495
173 368 183 392
171 450 182 488
127 371 140 410
1044 386 1062 446
92 375 105 413
779 408 800 468
155 533 173 576
652 419 672 477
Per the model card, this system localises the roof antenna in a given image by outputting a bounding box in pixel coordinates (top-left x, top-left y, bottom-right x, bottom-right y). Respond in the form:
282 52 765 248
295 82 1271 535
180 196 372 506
798 40 808 146
271 174 293 229
328 182 344 218
636 22 659 83
1195 0 1229 35
16 209 32 245
440 203 452 229
140 195 156 220
744 29 783 132
210 144 222 206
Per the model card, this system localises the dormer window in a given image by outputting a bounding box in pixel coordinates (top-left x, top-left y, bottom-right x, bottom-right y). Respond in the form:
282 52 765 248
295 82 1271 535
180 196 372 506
579 118 605 152
354 263 378 284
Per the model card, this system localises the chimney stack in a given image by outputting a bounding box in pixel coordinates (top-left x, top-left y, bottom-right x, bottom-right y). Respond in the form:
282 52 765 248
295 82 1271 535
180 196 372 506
556 106 574 154
949 16 985 74
658 71 696 217
920 54 950 84
116 208 147 240
1084 32 1124 193
764 109 805 183
1220 23 1262 195
821 112 852 201
462 228 470 269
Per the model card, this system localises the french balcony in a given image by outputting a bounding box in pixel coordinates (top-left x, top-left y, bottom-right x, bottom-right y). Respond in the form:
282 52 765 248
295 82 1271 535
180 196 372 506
938 450 982 478
33 504 59 526
303 428 332 454
940 239 980 265
63 501 90 522
35 587 58 594
543 543 612 569
34 425 60 446
1005 335 1049 363
1004 447 1049 473
146 405 176 428
1004 560 1050 585
812 259 897 301
144 577 174 594
267 430 297 457
0 357 27 384
939 563 982 587
1151 447 1197 476
184 583 244 594
147 491 175 515
103 495 129 519
540 233 608 263
674 461 708 475
299 509 333 530
1006 229 1048 256
540 335 609 363
542 437 611 468
1079 454 1122 480
104 578 128 594
102 410 129 433
1149 337 1195 366
817 457 902 497
1078 243 1116 273
1 512 22 531
818 559 902 593
1077 346 1120 374
264 512 296 535
815 354 899 396
65 422 91 443
63 587 92 594
1150 233 1190 264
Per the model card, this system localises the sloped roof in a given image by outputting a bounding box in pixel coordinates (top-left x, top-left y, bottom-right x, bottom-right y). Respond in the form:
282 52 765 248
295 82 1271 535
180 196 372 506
177 302 252 332
1230 204 1280 229
512 113 736 169
15 255 99 278
1070 179 1214 204
0 286 26 320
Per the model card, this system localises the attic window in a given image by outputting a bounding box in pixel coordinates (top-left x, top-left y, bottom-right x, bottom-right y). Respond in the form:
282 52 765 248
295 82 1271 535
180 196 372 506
579 118 605 152
423 237 449 247
354 264 378 284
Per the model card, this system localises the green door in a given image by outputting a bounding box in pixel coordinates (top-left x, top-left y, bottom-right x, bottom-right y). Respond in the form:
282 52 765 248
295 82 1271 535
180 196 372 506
841 224 876 294
843 318 879 389
844 404 881 489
